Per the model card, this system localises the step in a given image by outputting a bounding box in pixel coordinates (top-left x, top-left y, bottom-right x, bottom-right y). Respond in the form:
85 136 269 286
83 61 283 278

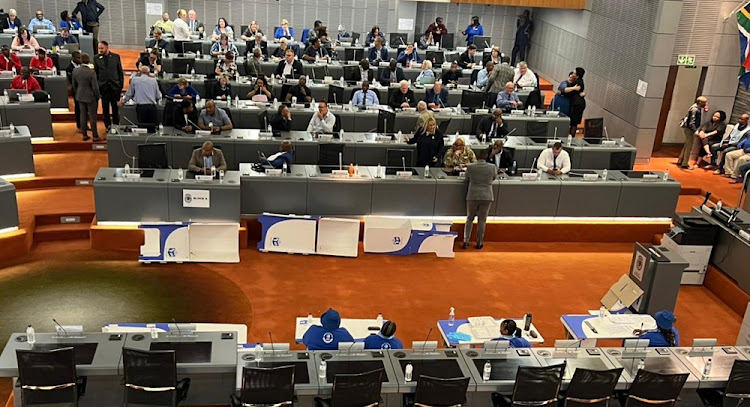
32 140 107 153
35 213 95 227
33 223 91 242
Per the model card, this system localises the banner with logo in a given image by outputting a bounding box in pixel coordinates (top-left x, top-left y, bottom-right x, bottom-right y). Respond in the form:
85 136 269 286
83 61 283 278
182 189 210 208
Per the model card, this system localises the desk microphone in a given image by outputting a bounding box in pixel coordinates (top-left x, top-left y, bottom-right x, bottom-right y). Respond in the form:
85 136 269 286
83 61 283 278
264 116 269 130
122 115 139 129
187 119 201 131
347 340 357 355
268 331 275 357
420 327 433 354
484 41 490 49
604 126 610 140
701 192 712 207
400 37 406 47
527 157 537 174
171 318 183 337
402 156 406 172
52 319 67 336
505 128 516 139
333 92 337 105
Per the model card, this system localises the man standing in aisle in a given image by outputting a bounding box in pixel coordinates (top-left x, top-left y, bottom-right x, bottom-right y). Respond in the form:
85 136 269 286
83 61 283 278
73 0 105 50
118 65 162 131
463 152 497 250
72 53 100 141
94 41 123 132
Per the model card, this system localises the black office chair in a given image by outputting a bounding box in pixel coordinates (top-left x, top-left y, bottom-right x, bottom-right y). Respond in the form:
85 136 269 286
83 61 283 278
610 151 633 171
486 92 498 108
585 118 604 139
240 25 249 35
526 89 543 109
344 48 364 62
470 69 479 87
377 109 396 133
492 364 565 407
203 78 217 100
328 85 345 105
231 365 295 407
407 376 470 407
563 368 623 407
318 143 345 166
698 360 750 407
162 101 180 127
122 348 191 407
437 119 451 135
220 107 235 127
461 90 486 111
426 50 444 65
621 370 688 407
343 65 358 82
527 121 549 137
16 348 85 407
471 114 489 136
314 369 383 407
172 58 195 75
387 149 413 167
332 114 342 133
279 84 293 103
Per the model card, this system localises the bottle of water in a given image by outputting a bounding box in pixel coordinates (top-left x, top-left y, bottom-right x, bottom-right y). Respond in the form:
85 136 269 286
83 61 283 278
340 76 345 86
663 169 669 181
150 326 159 339
319 360 327 379
703 358 712 377
404 363 413 382
307 312 313 324
219 169 225 181
255 343 263 362
9 123 15 133
282 162 287 175
26 325 35 345
511 161 517 176
158 124 164 135
377 313 383 326
161 48 166 58
602 169 608 180
397 130 403 139
177 168 184 180
339 128 344 139
717 199 723 211
124 163 130 174
267 125 273 133
424 165 430 178
567 135 572 145
196 50 201 58
3 89 7 99
211 165 217 177
637 359 645 371
190 67 196 77
235 95 239 107
208 121 213 129
483 361 492 381
376 163 382 178
448 307 455 327
599 306 606 319
524 313 532 331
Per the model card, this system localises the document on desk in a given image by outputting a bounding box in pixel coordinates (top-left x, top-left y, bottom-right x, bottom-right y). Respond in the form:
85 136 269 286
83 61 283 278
607 314 654 325
468 316 499 339
588 320 635 337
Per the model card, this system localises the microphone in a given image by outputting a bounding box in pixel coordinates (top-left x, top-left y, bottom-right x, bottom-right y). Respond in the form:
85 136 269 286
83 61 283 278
53 319 68 336
604 126 610 140
438 96 446 109
123 115 139 129
504 128 516 139
484 41 490 49
419 327 434 354
527 157 537 174
347 340 357 355
400 37 406 46
402 156 406 172
339 152 343 170
268 331 275 357
702 192 712 207
264 116 269 130
187 119 201 130
333 92 337 105
171 318 183 337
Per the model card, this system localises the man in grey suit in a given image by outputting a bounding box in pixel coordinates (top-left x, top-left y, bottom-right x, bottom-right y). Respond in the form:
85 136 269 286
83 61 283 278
72 53 100 141
464 150 497 250
188 141 228 175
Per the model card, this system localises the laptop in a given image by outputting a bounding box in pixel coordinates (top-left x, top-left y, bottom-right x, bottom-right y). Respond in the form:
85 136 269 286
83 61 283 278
60 43 80 52
7 89 28 102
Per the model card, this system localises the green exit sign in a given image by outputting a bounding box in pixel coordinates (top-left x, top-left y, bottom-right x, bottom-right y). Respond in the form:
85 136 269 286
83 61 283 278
677 54 696 66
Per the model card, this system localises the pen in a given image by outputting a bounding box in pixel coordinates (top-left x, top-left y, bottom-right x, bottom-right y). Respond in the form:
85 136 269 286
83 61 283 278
585 320 598 334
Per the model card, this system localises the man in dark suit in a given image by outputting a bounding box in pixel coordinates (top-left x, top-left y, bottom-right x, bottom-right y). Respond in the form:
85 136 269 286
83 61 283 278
352 59 375 82
425 80 449 110
367 37 388 63
476 109 509 139
72 53 100 141
66 51 82 133
458 44 477 69
93 41 123 131
388 80 415 109
463 150 497 250
274 48 303 79
485 139 513 171
146 28 169 56
173 99 199 133
379 59 405 87
247 33 268 60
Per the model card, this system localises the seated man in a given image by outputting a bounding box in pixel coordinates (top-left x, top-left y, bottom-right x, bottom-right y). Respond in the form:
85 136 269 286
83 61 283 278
154 12 173 33
286 75 312 103
247 33 268 60
367 37 388 63
476 61 493 90
712 113 750 174
274 49 303 79
11 67 41 92
351 80 379 106
396 43 422 67
188 140 227 175
364 321 404 350
302 308 354 351
270 105 292 132
146 29 169 56
302 37 329 63
0 45 22 71
486 139 513 171
353 59 375 82
53 28 79 47
388 80 415 109
28 10 55 32
29 48 54 71
307 101 336 133
513 61 537 88
259 140 294 169
724 136 750 183
537 141 570 175
379 59 405 87
173 100 199 133
476 109 509 139
496 82 522 110
425 80 449 110
198 100 233 132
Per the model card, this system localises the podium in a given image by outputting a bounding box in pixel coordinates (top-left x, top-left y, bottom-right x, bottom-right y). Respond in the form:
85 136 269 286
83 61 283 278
139 222 240 263
628 243 688 315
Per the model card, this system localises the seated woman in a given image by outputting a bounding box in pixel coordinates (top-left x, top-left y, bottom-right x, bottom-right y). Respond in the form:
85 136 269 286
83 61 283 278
492 320 532 348
211 17 234 41
634 310 679 347
259 140 294 169
215 51 238 76
444 138 477 171
136 49 162 75
418 30 435 50
59 10 82 30
11 27 40 51
213 74 232 100
246 76 273 101
415 60 435 84
167 77 200 100
364 321 404 350
695 110 727 169
210 34 238 57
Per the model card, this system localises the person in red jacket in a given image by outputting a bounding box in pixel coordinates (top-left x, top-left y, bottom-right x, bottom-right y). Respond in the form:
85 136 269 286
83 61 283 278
0 46 21 71
29 48 54 72
11 67 42 92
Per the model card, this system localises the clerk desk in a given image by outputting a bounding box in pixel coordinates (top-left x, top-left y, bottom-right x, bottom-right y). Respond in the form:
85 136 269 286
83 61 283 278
0 72 69 108
0 178 19 232
0 100 53 138
0 32 95 55
0 125 34 176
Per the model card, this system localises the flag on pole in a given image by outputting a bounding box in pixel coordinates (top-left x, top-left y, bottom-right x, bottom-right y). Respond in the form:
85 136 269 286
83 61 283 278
737 5 750 89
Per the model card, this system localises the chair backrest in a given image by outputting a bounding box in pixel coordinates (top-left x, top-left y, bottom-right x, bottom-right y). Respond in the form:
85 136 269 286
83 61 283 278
240 365 295 405
318 143 345 166
610 151 633 170
625 370 689 407
378 109 396 133
461 90 485 110
471 114 489 135
122 347 178 407
486 92 498 108
279 84 292 102
240 25 249 35
344 48 364 62
414 375 470 407
527 121 549 137
441 33 455 49
343 65 358 81
438 118 451 135
221 107 234 126
512 364 565 406
16 348 78 406
203 78 217 99
387 149 413 167
162 100 179 126
564 368 623 407
332 114 342 133
724 360 750 407
470 69 479 86
328 85 345 105
426 50 444 65
330 369 384 407
526 89 543 108
301 28 311 44
584 118 604 139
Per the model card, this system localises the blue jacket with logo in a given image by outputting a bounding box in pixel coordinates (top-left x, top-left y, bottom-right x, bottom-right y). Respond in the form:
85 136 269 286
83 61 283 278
302 309 355 350
364 333 404 350
492 335 532 348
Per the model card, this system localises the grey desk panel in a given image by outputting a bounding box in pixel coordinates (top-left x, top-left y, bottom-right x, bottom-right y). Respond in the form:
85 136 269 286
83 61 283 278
94 168 171 222
430 169 499 217
612 171 680 218
602 347 699 389
40 74 69 108
107 132 172 168
532 348 628 391
556 171 622 217
240 164 309 215
167 170 241 222
0 132 34 175
672 347 748 389
495 175 561 216
0 102 53 138
306 165 373 216
353 142 415 166
120 102 166 126
170 132 237 170
0 180 19 230
578 141 637 171
461 347 543 398
367 166 437 216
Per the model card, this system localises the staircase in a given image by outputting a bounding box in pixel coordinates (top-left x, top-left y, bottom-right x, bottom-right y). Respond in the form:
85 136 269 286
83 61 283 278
32 213 94 243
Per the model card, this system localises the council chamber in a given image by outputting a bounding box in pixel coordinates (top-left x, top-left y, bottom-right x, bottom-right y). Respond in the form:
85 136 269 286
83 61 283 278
0 0 749 406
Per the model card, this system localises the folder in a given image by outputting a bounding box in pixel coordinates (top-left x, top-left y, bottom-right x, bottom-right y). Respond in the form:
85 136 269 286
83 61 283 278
601 274 643 309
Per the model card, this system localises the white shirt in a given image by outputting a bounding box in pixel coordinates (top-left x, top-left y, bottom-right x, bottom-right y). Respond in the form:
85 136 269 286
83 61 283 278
172 18 191 41
513 68 537 88
307 111 336 133
283 60 294 76
537 148 571 174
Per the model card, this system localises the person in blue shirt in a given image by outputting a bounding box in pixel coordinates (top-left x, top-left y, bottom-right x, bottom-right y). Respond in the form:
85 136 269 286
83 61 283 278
425 81 449 110
59 10 82 31
351 81 379 106
492 320 532 348
368 37 389 63
461 16 483 45
365 25 386 47
635 310 680 347
303 308 355 350
274 19 295 41
260 140 294 169
397 43 422 67
28 10 56 32
167 78 200 101
364 321 404 350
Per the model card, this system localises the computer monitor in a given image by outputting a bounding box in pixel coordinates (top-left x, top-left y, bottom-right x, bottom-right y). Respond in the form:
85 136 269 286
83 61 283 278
7 89 27 102
327 85 345 105
439 33 454 49
350 32 361 44
344 48 363 62
137 143 169 169
60 43 79 52
377 110 396 133
172 58 195 75
473 36 492 49
181 41 202 54
425 50 444 65
460 90 486 111
389 33 408 47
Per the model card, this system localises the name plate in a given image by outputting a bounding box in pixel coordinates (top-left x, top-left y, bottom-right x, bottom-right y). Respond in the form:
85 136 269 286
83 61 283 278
545 110 559 116
396 171 412 178
38 70 55 76
323 76 334 84
57 48 70 54
348 60 359 65
601 140 617 146
456 84 470 90
0 129 12 136
195 130 212 136
583 173 599 181
510 110 524 115
0 71 13 77
376 135 392 142
546 139 562 146
475 109 489 114
316 59 329 65
642 174 659 181
522 172 538 180
195 175 214 181
130 127 148 133
285 79 299 85
2 29 17 34
739 230 750 242
18 94 34 102
318 134 333 141
265 169 283 176
331 170 349 178
214 100 229 107
427 46 439 51
522 86 535 91
123 173 141 180
379 62 390 67
70 30 82 35
36 29 52 34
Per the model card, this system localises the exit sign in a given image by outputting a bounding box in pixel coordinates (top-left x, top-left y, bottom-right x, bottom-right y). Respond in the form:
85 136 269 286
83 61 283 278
677 54 696 66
